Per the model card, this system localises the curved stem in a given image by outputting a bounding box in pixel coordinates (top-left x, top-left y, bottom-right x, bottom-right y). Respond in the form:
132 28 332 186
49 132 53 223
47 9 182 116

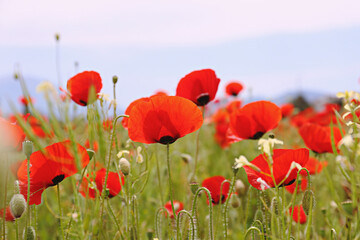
155 207 167 239
244 226 261 239
222 172 237 239
176 210 195 240
191 187 214 240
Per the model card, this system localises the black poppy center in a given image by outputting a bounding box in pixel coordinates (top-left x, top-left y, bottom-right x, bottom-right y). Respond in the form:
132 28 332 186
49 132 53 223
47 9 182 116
231 92 238 97
279 179 296 188
211 194 225 205
159 135 176 145
250 131 265 140
50 174 65 186
196 93 210 106
79 100 88 106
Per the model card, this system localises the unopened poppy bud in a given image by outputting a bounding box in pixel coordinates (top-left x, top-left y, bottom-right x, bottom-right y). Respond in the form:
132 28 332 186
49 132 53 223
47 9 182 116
271 197 280 216
10 194 26 218
230 194 240 208
14 73 19 79
23 226 36 240
302 190 316 215
341 200 354 215
55 33 60 41
87 149 95 160
234 180 246 196
112 75 118 84
190 182 199 195
180 153 192 164
119 158 130 176
22 140 33 159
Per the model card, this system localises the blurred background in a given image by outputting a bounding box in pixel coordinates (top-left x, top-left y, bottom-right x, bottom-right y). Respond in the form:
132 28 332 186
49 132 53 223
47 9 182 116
1 0 360 113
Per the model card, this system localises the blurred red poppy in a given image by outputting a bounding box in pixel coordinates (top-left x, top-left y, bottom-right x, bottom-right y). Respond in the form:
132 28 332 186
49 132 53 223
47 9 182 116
229 101 282 140
66 71 103 106
302 157 327 175
299 122 342 154
19 96 34 106
176 69 220 106
152 90 168 97
290 107 315 128
0 207 14 222
79 173 97 199
127 96 203 145
280 103 294 118
289 205 307 224
95 168 124 198
0 117 26 150
17 141 90 205
202 176 230 205
226 100 242 114
103 119 113 131
243 148 309 190
225 82 243 96
85 140 99 152
164 200 184 218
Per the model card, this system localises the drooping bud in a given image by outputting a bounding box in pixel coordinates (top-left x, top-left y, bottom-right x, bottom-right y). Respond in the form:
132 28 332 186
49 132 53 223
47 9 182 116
230 194 240 208
302 190 316 215
234 180 246 196
190 182 199 195
87 149 95 160
119 158 130 176
23 226 36 240
112 75 118 84
341 200 354 215
22 140 33 159
9 194 26 218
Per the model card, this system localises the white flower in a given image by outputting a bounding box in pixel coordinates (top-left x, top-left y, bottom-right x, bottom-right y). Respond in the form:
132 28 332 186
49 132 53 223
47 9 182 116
136 146 144 164
117 150 130 158
258 137 283 156
234 155 250 169
36 81 56 94
256 178 271 190
97 93 110 102
338 135 354 149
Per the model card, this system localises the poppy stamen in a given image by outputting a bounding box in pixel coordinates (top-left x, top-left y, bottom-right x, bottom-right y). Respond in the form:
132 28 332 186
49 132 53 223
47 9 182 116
50 174 65 186
197 93 210 106
250 132 265 140
159 136 176 145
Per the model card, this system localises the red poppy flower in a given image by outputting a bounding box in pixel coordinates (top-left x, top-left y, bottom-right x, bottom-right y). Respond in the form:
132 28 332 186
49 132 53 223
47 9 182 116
176 69 220 106
225 81 243 97
79 173 97 199
280 103 294 118
285 178 308 194
103 119 113 131
164 200 184 218
95 168 124 198
302 157 327 175
290 107 315 128
122 97 150 129
17 140 90 205
127 96 203 145
229 101 282 140
299 122 342 154
201 176 230 205
19 96 34 106
66 71 103 106
0 117 26 150
243 148 309 190
0 207 15 222
152 90 168 97
226 100 242 114
289 205 307 224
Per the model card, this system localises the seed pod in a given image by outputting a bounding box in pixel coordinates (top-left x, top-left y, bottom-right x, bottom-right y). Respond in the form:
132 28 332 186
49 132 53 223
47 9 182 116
22 140 33 159
302 190 316 215
341 200 354 215
119 158 130 176
234 180 246 196
112 75 118 84
230 194 240 208
9 194 26 218
23 226 36 240
190 182 199 195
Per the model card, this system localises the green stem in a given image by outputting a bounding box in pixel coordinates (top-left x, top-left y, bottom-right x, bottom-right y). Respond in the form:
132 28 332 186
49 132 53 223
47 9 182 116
222 172 237 239
191 107 204 180
57 184 64 240
244 227 261 239
155 208 166 239
2 155 9 240
15 219 19 240
305 194 313 240
155 145 165 206
26 154 31 229
107 199 124 240
176 210 195 240
166 143 177 222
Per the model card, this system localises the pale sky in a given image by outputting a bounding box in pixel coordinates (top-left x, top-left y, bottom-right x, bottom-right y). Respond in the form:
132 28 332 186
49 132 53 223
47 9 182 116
1 0 360 112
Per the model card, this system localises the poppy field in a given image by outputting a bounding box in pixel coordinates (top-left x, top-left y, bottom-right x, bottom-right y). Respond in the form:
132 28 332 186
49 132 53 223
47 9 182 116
0 68 359 240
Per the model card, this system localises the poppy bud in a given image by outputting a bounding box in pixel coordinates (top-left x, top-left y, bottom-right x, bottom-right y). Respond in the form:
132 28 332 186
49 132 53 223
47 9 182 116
341 200 354 215
230 194 240 208
119 158 130 176
112 75 118 84
14 73 19 80
271 197 280 216
302 190 316 215
9 194 26 218
180 153 192 164
190 182 199 195
22 140 33 159
87 149 95 160
234 180 246 196
55 33 60 41
23 226 36 240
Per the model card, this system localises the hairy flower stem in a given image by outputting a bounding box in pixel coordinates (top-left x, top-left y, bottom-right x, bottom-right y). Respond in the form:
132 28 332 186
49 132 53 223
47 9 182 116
222 172 238 239
107 199 124 240
166 144 177 221
191 107 204 181
191 187 214 240
57 184 64 240
15 219 19 240
305 194 314 240
176 210 195 240
26 154 31 229
155 145 165 206
2 155 9 240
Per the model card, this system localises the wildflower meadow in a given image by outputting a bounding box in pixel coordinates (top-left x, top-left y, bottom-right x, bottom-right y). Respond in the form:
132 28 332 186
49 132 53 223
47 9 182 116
1 62 360 240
